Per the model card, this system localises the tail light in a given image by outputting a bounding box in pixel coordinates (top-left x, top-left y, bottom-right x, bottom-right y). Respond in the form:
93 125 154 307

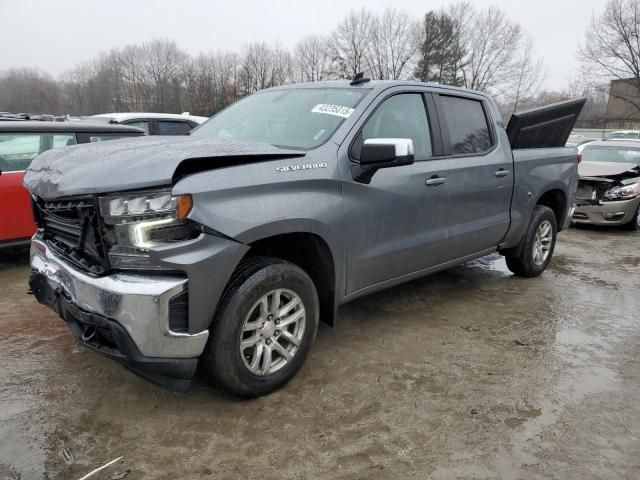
577 154 582 163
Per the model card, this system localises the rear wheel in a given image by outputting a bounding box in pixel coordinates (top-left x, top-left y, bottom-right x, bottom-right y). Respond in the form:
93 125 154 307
505 205 557 277
203 257 319 398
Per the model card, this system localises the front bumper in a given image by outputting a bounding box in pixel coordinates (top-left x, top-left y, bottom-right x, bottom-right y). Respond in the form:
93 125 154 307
572 197 640 226
29 238 209 390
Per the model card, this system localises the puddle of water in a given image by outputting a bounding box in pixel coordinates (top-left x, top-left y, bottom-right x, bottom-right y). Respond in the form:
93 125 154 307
464 254 512 276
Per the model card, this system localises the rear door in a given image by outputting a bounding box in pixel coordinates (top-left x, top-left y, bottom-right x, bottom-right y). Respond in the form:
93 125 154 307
342 89 450 293
0 132 77 242
435 93 513 259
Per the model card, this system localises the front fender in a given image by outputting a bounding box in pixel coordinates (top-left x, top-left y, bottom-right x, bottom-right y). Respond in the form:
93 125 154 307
172 154 346 305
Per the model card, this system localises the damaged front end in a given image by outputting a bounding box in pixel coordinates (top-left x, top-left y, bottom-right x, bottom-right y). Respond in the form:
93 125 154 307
573 162 640 226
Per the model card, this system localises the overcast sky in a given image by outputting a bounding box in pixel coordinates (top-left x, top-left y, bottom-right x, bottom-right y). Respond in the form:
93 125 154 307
1 0 603 90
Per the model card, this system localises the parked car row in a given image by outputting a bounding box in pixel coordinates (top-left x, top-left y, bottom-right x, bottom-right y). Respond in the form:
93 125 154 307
1 111 209 128
0 122 145 248
0 112 210 249
79 112 207 135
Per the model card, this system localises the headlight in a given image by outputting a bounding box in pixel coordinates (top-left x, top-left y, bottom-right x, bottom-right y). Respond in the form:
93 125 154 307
99 191 192 223
604 183 638 201
99 191 197 269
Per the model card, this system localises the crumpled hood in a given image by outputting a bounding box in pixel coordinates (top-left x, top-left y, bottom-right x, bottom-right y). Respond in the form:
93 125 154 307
578 161 639 178
24 136 304 199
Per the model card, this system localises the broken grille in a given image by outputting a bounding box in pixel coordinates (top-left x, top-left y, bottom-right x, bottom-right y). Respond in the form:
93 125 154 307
33 196 111 275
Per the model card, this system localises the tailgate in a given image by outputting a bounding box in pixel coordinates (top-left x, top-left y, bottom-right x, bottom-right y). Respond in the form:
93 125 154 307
506 98 587 150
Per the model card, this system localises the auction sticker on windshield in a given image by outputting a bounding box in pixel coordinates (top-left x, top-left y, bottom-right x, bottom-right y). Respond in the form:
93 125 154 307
311 104 354 118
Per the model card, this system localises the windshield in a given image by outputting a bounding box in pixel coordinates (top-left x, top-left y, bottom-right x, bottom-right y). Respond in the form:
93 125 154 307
191 88 367 149
582 146 640 164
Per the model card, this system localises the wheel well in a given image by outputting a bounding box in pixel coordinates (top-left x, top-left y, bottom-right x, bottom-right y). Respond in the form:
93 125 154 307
537 189 566 230
244 233 336 326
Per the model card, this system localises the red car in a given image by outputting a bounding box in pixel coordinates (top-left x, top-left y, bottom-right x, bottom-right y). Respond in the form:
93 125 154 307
0 121 144 249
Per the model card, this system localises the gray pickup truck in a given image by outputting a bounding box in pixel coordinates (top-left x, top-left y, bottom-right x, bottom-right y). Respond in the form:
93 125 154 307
25 79 584 397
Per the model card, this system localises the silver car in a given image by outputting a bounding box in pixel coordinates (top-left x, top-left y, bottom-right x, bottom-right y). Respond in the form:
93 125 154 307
573 140 640 230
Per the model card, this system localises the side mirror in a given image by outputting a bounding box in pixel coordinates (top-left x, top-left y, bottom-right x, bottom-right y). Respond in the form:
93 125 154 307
352 138 415 183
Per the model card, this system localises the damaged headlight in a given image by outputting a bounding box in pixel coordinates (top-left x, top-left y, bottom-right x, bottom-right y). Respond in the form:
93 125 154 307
604 183 638 201
99 190 198 269
99 191 192 224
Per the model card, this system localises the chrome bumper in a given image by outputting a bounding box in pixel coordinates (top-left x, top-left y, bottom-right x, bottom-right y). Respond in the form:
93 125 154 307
30 238 208 358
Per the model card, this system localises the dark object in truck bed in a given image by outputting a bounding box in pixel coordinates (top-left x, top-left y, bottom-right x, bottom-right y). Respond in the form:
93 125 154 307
507 98 587 150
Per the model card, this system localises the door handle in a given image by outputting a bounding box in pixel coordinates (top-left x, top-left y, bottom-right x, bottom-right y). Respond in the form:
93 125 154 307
426 176 447 186
495 169 510 177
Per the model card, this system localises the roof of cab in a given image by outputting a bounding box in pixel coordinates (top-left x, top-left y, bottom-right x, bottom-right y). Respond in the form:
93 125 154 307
267 79 478 96
0 121 144 133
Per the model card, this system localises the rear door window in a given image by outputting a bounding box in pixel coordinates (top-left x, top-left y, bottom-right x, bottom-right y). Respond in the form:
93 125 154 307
156 120 192 135
440 95 493 155
0 133 76 171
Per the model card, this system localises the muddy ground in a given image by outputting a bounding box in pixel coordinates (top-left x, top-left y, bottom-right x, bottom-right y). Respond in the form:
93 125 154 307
1 226 639 479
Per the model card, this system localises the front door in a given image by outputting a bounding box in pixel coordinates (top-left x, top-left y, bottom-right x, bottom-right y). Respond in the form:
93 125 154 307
342 92 450 294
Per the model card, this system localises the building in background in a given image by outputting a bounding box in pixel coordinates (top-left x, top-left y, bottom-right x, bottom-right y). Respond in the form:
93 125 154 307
605 79 640 128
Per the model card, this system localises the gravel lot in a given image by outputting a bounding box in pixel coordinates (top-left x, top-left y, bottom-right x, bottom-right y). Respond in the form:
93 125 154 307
1 226 639 479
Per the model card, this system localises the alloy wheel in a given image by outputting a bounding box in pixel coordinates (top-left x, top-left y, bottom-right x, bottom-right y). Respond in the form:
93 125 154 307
532 220 553 265
240 288 306 376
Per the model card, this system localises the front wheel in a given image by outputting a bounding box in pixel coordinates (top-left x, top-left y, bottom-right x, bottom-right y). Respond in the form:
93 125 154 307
203 257 319 398
505 205 558 277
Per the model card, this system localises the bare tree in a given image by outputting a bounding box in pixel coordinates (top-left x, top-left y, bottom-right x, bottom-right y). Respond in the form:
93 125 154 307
270 45 294 87
118 44 147 110
237 43 293 96
458 6 522 92
579 0 640 111
140 39 187 111
0 68 63 114
182 52 229 115
329 8 374 79
0 6 548 117
294 35 332 82
366 8 420 80
510 36 545 111
62 62 96 114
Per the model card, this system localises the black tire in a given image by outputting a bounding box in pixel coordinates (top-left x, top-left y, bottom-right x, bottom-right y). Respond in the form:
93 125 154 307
203 256 319 398
505 205 558 277
622 205 639 231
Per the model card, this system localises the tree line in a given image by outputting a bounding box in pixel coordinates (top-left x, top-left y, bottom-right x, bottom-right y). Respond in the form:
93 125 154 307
0 0 627 126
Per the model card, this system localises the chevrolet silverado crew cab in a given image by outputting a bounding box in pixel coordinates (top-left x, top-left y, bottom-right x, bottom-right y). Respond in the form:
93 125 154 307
25 79 585 397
